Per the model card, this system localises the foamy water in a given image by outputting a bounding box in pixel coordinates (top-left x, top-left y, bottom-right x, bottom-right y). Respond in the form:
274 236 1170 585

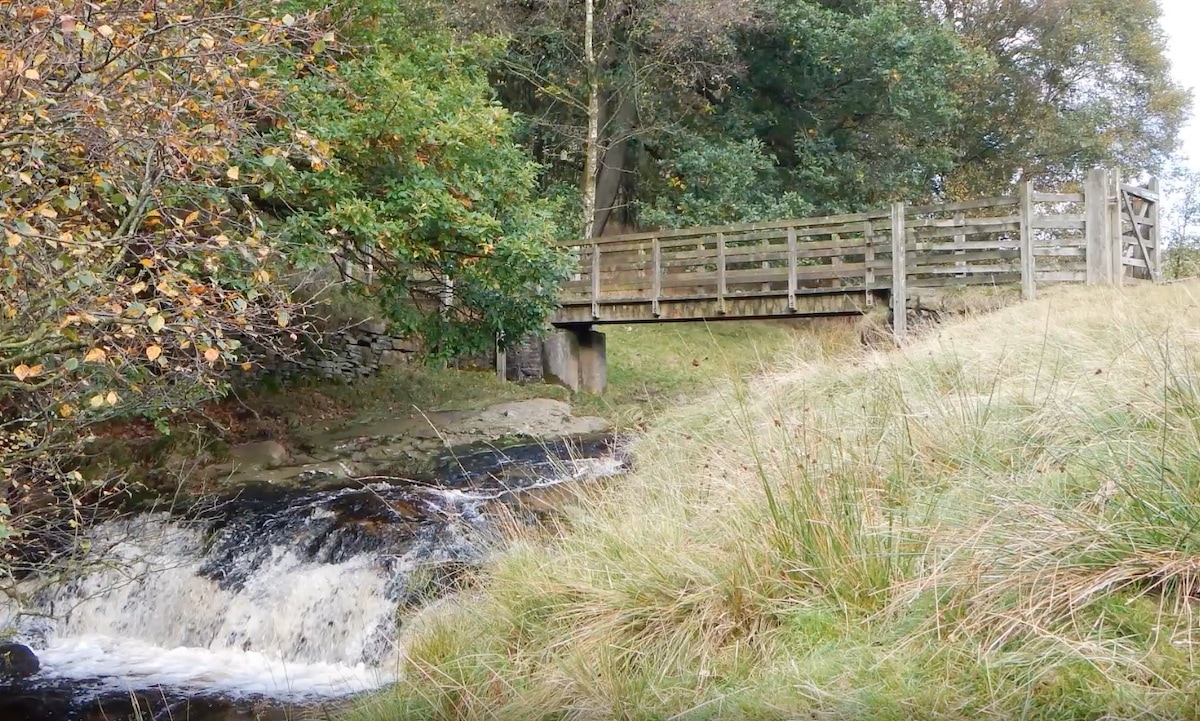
0 438 629 707
36 635 394 699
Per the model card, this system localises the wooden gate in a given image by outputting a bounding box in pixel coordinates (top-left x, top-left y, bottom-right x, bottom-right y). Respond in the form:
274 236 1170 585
1116 178 1160 282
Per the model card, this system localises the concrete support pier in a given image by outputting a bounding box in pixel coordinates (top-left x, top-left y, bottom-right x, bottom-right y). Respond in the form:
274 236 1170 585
542 326 607 394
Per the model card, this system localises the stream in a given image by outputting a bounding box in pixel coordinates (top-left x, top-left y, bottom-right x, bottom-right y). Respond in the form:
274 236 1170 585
0 433 628 720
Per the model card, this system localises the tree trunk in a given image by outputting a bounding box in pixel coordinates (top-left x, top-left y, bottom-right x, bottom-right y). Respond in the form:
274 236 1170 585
581 0 600 240
593 88 638 236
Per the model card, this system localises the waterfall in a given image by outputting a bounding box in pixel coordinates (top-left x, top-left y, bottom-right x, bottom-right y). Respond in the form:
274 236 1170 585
0 436 628 707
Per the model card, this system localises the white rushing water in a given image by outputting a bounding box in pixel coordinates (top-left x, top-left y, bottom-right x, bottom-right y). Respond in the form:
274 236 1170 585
0 448 629 703
36 635 392 698
3 512 405 700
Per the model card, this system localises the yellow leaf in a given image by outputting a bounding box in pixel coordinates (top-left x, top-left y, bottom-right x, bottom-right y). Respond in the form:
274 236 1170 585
98 25 114 38
89 394 104 408
184 210 200 226
6 234 20 248
106 391 118 406
37 205 57 218
27 364 42 377
203 348 220 363
84 347 106 363
59 404 74 418
146 345 162 361
140 258 155 268
12 364 30 381
148 314 165 333
23 68 40 81
130 281 147 294
180 340 192 349
241 362 253 371
226 166 240 181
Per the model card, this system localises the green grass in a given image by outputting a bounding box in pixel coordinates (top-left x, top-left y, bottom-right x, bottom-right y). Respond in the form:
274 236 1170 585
341 282 1200 721
571 318 861 424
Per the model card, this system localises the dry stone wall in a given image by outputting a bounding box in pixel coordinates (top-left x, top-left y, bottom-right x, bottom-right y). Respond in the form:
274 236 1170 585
248 319 547 384
251 319 421 381
503 337 545 382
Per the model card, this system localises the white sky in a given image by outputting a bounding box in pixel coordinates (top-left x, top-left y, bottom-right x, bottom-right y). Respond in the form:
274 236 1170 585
1162 0 1200 167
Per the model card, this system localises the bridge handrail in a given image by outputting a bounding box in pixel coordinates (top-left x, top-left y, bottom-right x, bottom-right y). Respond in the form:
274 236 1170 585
553 171 1160 343
558 209 892 247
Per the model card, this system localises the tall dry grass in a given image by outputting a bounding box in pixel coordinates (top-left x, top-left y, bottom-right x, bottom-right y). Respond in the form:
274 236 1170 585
349 282 1200 721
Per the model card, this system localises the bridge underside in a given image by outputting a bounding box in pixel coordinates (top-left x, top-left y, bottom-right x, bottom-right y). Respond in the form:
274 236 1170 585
552 290 885 327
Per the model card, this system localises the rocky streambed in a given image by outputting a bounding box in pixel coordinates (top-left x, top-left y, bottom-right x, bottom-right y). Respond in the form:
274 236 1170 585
0 400 627 721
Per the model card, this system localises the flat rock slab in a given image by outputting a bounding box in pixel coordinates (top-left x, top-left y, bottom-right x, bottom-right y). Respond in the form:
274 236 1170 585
323 399 608 448
227 440 290 471
220 399 611 489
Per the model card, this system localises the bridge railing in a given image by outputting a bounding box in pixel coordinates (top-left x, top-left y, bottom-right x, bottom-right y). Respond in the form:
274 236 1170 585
557 169 1158 336
560 211 896 322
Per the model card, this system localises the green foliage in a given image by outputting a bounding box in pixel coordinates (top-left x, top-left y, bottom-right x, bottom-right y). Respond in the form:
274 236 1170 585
638 137 813 228
269 1 571 358
725 0 981 210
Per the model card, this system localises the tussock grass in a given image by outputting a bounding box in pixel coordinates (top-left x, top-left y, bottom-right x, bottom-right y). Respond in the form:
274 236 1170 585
350 282 1200 720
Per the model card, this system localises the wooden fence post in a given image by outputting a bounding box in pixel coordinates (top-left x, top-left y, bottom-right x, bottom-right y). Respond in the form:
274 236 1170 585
495 335 507 381
439 278 455 318
786 226 797 311
1109 167 1124 286
590 242 601 319
716 231 727 315
1084 168 1110 285
651 237 662 317
1149 177 1161 280
863 220 875 307
1019 181 1036 300
891 202 907 344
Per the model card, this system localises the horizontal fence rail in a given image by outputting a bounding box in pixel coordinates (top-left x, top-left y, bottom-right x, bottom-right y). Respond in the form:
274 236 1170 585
554 168 1159 337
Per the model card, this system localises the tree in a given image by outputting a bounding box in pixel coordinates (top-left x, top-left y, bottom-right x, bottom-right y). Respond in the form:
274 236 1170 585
915 0 1190 196
0 0 326 576
642 0 982 220
444 0 764 236
267 0 572 358
637 136 811 228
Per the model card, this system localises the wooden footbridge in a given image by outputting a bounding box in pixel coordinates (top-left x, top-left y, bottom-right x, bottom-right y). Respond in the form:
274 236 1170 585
537 168 1160 393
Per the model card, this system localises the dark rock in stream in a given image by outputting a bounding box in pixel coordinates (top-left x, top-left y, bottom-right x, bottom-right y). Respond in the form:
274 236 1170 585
0 642 39 678
0 678 339 721
421 432 627 489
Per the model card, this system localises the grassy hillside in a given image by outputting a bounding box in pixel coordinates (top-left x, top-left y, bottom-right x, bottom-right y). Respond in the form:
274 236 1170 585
346 282 1200 721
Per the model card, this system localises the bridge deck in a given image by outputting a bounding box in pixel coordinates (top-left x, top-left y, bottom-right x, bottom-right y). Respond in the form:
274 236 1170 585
551 182 1157 328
